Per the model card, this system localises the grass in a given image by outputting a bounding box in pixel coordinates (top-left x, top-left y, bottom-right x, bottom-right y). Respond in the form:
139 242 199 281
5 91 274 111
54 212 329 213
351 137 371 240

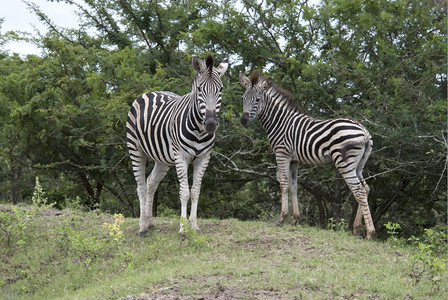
0 206 446 299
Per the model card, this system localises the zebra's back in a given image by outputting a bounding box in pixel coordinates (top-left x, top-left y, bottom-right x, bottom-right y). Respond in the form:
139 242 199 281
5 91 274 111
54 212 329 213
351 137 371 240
127 91 179 165
284 116 371 167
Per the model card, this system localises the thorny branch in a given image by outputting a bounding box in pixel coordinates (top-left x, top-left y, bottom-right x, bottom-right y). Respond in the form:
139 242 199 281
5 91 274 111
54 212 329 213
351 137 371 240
211 151 277 180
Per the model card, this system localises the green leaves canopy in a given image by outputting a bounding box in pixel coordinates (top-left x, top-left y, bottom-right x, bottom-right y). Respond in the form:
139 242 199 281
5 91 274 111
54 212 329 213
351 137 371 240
0 0 445 237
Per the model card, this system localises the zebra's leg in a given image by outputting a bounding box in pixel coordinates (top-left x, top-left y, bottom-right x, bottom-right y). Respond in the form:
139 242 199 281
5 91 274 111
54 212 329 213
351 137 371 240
353 140 372 237
289 161 300 226
352 203 363 237
141 162 170 236
340 169 375 240
175 158 190 234
128 147 149 236
189 152 212 231
275 155 291 227
353 167 370 237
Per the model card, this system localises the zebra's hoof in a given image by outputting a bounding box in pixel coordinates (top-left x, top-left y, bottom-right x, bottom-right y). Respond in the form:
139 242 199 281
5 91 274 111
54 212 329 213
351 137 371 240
275 221 283 227
138 225 155 237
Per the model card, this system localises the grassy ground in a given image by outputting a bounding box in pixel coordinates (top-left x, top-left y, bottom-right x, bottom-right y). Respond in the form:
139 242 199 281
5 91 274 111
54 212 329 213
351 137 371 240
0 206 446 299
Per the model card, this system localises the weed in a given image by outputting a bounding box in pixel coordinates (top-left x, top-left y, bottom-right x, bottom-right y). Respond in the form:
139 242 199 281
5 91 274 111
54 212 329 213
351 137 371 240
31 177 54 209
0 177 54 249
327 217 347 232
179 217 210 250
157 204 178 217
0 209 26 247
408 228 447 291
384 222 446 290
57 225 105 273
384 222 402 245
65 195 83 210
103 213 136 270
103 213 125 244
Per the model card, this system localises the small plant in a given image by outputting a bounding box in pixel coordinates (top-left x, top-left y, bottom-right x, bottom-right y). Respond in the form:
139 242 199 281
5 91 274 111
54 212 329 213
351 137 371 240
103 213 125 244
0 209 28 247
102 213 137 270
409 228 447 291
327 217 347 232
384 221 401 245
65 195 83 210
31 177 55 210
58 226 105 273
179 217 209 250
0 178 54 249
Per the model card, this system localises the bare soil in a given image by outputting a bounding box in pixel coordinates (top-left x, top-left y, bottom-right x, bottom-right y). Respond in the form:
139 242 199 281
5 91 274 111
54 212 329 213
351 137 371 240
0 204 69 217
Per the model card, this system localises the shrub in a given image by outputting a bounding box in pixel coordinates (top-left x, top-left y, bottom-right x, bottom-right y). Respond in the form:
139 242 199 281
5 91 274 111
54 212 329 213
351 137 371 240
57 225 105 273
0 177 55 249
328 217 347 232
384 221 402 245
408 227 447 291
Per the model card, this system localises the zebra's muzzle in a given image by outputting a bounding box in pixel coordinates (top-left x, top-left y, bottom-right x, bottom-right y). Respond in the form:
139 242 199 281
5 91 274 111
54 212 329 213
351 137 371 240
240 112 250 127
204 110 218 134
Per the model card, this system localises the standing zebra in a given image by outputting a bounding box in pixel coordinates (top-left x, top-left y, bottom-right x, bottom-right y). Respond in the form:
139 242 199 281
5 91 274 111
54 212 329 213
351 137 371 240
239 71 375 240
127 55 228 236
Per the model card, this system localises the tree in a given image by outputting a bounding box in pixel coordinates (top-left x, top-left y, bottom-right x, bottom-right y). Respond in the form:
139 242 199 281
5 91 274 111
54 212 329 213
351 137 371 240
0 0 445 237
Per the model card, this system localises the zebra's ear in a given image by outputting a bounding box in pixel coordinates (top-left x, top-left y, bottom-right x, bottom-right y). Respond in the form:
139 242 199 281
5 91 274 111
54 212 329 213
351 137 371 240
192 55 205 73
216 59 228 76
239 71 250 88
262 77 274 90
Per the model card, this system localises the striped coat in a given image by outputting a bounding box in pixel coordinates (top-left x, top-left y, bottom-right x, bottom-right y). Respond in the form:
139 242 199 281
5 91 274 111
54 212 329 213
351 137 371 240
240 71 375 240
127 55 228 235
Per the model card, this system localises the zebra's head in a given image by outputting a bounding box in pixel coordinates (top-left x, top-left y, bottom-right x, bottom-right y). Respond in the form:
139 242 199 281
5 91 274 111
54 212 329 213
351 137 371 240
239 71 273 127
191 55 228 134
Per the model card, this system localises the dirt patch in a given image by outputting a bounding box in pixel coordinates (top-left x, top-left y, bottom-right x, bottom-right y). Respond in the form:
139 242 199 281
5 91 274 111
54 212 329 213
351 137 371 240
0 204 69 217
120 282 292 300
229 233 312 254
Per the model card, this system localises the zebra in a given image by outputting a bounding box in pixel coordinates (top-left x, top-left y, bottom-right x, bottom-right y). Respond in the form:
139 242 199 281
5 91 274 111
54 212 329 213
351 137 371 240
239 71 375 240
127 55 228 236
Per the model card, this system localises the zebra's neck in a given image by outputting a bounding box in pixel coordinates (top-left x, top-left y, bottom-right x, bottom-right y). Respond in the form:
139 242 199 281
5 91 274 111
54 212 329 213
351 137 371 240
191 94 204 129
258 87 305 142
180 93 208 136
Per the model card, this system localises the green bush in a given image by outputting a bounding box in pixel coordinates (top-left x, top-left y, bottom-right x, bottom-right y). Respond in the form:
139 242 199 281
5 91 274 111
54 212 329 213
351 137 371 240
328 218 348 232
0 177 55 249
408 227 447 290
384 221 402 245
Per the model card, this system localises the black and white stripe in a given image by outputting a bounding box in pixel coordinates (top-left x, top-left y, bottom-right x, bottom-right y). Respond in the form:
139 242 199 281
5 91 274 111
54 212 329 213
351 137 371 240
127 55 228 235
240 71 375 240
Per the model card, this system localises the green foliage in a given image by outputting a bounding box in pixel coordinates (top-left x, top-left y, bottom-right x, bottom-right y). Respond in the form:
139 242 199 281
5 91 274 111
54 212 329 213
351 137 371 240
327 218 348 233
408 228 447 290
0 208 30 248
383 222 446 291
31 176 55 209
0 177 55 249
384 221 402 245
57 225 106 273
0 0 446 240
179 217 210 250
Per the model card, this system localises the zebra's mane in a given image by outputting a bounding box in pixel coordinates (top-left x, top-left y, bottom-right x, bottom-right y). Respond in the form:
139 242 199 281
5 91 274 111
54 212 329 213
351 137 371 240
250 71 302 113
250 70 261 86
271 84 302 112
205 55 214 73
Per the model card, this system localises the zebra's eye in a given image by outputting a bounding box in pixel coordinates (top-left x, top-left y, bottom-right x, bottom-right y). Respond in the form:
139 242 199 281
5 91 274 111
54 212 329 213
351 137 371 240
197 86 202 93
